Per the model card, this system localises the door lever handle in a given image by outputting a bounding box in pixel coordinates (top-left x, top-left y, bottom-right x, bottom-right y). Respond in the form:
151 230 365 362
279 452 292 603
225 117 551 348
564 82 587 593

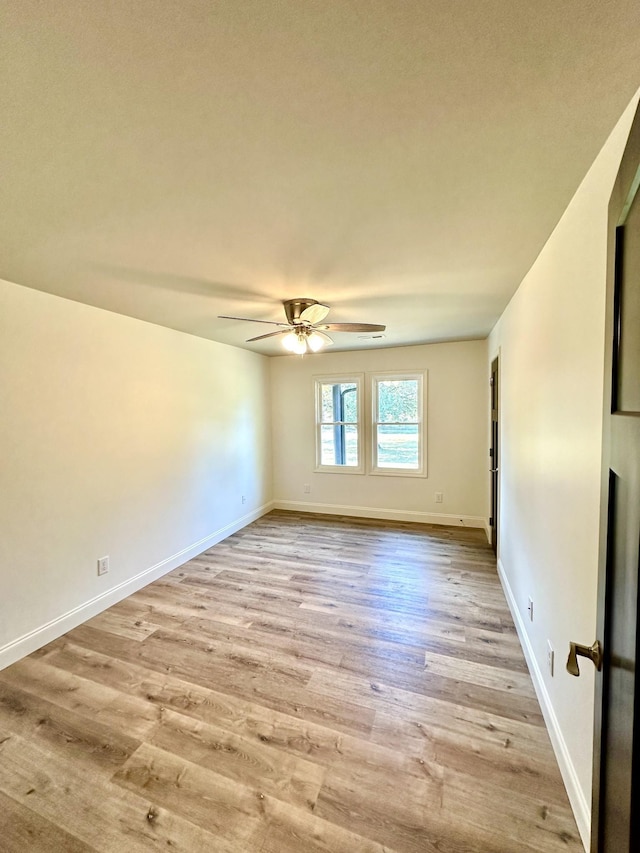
567 640 602 676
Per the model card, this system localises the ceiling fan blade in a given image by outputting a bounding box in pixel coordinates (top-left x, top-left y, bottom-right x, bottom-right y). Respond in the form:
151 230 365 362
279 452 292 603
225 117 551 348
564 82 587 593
319 323 386 333
218 315 290 327
300 303 330 325
246 329 292 342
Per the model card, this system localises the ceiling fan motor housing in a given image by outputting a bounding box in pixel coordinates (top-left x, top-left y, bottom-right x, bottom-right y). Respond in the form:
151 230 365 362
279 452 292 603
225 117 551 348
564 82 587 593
283 298 319 325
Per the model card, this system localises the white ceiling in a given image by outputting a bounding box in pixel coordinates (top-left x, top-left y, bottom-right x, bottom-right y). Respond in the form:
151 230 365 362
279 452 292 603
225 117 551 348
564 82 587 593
2 1 639 355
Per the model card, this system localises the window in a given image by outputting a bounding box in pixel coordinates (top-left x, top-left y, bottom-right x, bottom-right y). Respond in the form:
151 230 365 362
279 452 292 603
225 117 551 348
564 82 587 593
314 371 425 477
371 373 425 476
315 376 363 472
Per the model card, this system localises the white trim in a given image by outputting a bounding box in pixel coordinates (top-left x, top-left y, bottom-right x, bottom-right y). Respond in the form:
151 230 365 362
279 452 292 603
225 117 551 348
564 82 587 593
0 501 275 672
497 557 590 852
273 500 486 529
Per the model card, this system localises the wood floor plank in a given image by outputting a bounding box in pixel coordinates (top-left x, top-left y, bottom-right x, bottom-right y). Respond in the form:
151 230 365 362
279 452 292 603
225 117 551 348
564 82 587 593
0 789 92 853
83 609 162 642
0 680 140 777
258 800 401 853
65 622 379 738
113 742 269 846
306 664 546 726
0 732 243 852
441 767 581 852
422 649 535 696
182 613 346 668
0 657 160 740
370 700 556 761
148 707 326 810
43 641 429 784
313 762 443 853
0 510 582 852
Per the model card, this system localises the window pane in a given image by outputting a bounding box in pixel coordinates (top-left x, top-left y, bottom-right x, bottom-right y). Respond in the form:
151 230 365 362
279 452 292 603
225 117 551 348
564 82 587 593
377 380 418 423
321 424 359 466
321 382 357 423
376 424 419 468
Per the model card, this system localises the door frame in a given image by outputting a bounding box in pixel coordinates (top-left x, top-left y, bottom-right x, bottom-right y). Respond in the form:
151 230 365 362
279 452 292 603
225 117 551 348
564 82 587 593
490 355 499 554
591 102 640 851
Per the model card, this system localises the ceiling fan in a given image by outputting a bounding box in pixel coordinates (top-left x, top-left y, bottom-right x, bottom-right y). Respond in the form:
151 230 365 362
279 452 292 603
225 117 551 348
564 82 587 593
218 298 386 354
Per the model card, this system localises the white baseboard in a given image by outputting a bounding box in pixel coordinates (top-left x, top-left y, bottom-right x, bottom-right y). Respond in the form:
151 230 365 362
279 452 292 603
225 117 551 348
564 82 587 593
0 501 274 672
497 558 590 852
273 500 487 530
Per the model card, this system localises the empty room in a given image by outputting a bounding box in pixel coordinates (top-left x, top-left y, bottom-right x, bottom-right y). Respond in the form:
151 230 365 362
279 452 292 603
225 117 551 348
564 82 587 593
1 3 640 851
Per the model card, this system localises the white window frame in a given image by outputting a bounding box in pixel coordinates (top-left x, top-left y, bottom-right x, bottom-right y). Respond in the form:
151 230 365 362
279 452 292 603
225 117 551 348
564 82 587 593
314 374 364 474
370 371 427 477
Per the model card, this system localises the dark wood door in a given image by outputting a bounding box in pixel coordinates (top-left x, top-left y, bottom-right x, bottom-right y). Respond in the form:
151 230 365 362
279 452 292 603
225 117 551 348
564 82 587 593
490 357 499 554
592 103 640 852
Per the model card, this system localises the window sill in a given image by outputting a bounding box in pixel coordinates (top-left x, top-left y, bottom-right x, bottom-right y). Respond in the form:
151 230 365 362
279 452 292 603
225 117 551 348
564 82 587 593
369 468 427 478
314 465 365 475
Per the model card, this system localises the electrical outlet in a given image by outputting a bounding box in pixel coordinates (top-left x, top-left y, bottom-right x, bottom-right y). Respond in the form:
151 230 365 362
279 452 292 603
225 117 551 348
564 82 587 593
547 640 554 676
303 484 311 494
97 556 109 576
435 492 443 503
241 495 246 504
527 597 534 622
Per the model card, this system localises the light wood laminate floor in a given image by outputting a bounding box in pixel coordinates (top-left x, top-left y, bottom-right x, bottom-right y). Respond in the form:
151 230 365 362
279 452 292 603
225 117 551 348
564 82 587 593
0 511 583 852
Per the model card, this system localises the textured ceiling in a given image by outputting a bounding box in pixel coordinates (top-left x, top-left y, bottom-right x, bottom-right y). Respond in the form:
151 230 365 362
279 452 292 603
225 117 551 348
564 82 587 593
2 1 640 354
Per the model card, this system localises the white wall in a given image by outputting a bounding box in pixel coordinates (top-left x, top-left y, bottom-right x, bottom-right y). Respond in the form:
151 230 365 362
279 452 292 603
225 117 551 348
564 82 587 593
0 279 272 668
488 94 639 849
270 340 488 528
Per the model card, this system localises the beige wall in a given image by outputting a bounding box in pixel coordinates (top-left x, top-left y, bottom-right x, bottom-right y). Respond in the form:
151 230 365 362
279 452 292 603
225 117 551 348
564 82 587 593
270 339 489 527
0 279 272 667
488 93 639 848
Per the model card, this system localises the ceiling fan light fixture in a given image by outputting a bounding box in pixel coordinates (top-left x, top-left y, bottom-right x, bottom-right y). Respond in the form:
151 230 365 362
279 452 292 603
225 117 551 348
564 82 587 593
282 331 299 352
291 333 308 355
307 331 326 352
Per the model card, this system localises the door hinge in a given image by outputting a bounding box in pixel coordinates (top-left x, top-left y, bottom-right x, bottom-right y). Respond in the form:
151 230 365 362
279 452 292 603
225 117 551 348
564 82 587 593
489 516 493 526
490 376 494 386
489 448 493 457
